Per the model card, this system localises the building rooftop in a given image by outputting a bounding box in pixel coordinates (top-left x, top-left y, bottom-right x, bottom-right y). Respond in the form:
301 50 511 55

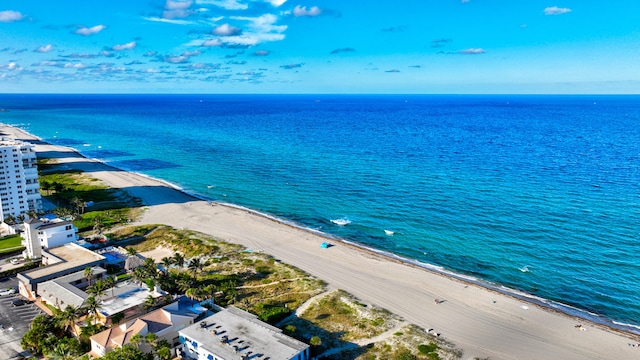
37 219 73 231
0 137 32 147
98 282 163 317
38 266 107 308
19 243 106 283
91 295 208 353
180 306 309 360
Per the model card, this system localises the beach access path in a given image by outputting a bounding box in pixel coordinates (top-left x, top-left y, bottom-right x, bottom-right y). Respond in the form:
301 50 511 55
3 124 639 360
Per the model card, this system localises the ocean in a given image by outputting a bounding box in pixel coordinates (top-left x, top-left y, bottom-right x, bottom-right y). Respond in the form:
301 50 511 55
1 94 639 331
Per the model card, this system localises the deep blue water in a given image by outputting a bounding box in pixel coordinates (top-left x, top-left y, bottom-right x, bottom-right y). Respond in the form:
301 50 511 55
2 94 639 330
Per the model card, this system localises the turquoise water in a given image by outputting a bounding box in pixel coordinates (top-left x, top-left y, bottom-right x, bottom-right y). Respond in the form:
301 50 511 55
2 94 639 331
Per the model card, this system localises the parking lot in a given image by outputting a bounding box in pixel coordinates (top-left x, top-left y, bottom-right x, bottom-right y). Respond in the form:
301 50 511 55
0 277 42 359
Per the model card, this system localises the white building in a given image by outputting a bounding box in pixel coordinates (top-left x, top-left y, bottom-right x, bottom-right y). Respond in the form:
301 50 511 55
179 306 310 360
0 137 42 221
21 218 78 259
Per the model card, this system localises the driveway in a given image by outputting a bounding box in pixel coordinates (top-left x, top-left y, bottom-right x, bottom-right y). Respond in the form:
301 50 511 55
0 277 42 359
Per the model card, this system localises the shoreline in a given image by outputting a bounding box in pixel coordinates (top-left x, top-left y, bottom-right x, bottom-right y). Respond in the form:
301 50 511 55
9 123 638 335
3 123 640 359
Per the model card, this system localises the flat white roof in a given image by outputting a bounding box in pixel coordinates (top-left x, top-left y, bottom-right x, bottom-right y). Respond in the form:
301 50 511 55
20 243 105 282
98 282 163 317
180 307 308 360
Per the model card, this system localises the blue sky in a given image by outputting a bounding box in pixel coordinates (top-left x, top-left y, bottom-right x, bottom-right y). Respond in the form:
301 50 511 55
0 1 638 94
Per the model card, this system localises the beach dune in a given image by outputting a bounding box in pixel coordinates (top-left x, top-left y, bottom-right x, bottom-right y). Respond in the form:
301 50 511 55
3 124 638 360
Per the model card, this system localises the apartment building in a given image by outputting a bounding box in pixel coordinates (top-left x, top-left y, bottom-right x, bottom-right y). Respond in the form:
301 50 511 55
0 137 42 221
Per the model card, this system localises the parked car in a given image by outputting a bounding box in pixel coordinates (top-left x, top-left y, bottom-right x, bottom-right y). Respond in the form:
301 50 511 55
10 258 23 265
0 288 16 296
12 298 26 306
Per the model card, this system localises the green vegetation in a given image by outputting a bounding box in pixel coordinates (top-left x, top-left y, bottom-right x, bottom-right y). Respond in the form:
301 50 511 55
22 160 464 360
109 225 326 324
0 234 24 254
37 170 142 233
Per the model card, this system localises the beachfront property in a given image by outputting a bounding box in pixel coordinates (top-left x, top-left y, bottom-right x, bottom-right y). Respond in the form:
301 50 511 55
179 306 310 360
0 137 41 223
37 265 108 309
16 242 106 299
90 296 209 358
91 281 165 326
21 217 78 259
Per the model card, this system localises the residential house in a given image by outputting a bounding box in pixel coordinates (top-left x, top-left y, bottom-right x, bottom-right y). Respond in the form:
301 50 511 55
90 296 210 357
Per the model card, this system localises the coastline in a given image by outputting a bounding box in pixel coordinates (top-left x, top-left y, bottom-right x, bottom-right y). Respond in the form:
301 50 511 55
3 123 639 359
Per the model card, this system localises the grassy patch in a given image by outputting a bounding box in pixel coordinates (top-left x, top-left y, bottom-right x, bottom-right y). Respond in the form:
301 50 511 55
0 234 23 252
0 234 25 256
37 169 141 234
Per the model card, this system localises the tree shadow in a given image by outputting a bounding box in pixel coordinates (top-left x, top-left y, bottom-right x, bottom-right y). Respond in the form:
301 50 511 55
280 314 369 359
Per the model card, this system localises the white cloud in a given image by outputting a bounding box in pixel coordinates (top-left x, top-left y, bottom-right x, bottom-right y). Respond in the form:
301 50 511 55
166 0 193 10
196 0 248 10
163 0 194 19
458 48 486 54
2 62 23 71
232 13 286 33
76 25 106 36
182 50 202 57
213 23 242 36
267 0 287 6
293 5 321 17
143 16 194 25
36 44 54 53
202 39 223 47
212 14 286 46
544 6 571 15
112 41 136 51
0 10 23 22
164 55 190 63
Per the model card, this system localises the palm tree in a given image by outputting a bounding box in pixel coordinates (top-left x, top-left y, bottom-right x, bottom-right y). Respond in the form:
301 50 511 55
143 295 156 311
132 267 147 287
84 266 94 287
56 305 80 334
47 341 73 360
70 197 85 215
172 253 185 268
129 333 142 349
144 332 158 349
93 216 104 234
160 257 173 273
83 296 101 325
104 275 117 298
126 247 138 256
143 258 157 280
88 280 107 300
188 258 203 277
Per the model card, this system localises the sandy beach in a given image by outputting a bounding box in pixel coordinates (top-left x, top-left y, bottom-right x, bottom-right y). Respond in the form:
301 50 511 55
3 124 639 360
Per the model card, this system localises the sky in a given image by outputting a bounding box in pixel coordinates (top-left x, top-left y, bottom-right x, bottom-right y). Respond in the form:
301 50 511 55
0 0 639 94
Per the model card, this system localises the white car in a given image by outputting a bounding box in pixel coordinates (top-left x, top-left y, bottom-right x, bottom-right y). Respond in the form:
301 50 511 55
0 288 16 296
